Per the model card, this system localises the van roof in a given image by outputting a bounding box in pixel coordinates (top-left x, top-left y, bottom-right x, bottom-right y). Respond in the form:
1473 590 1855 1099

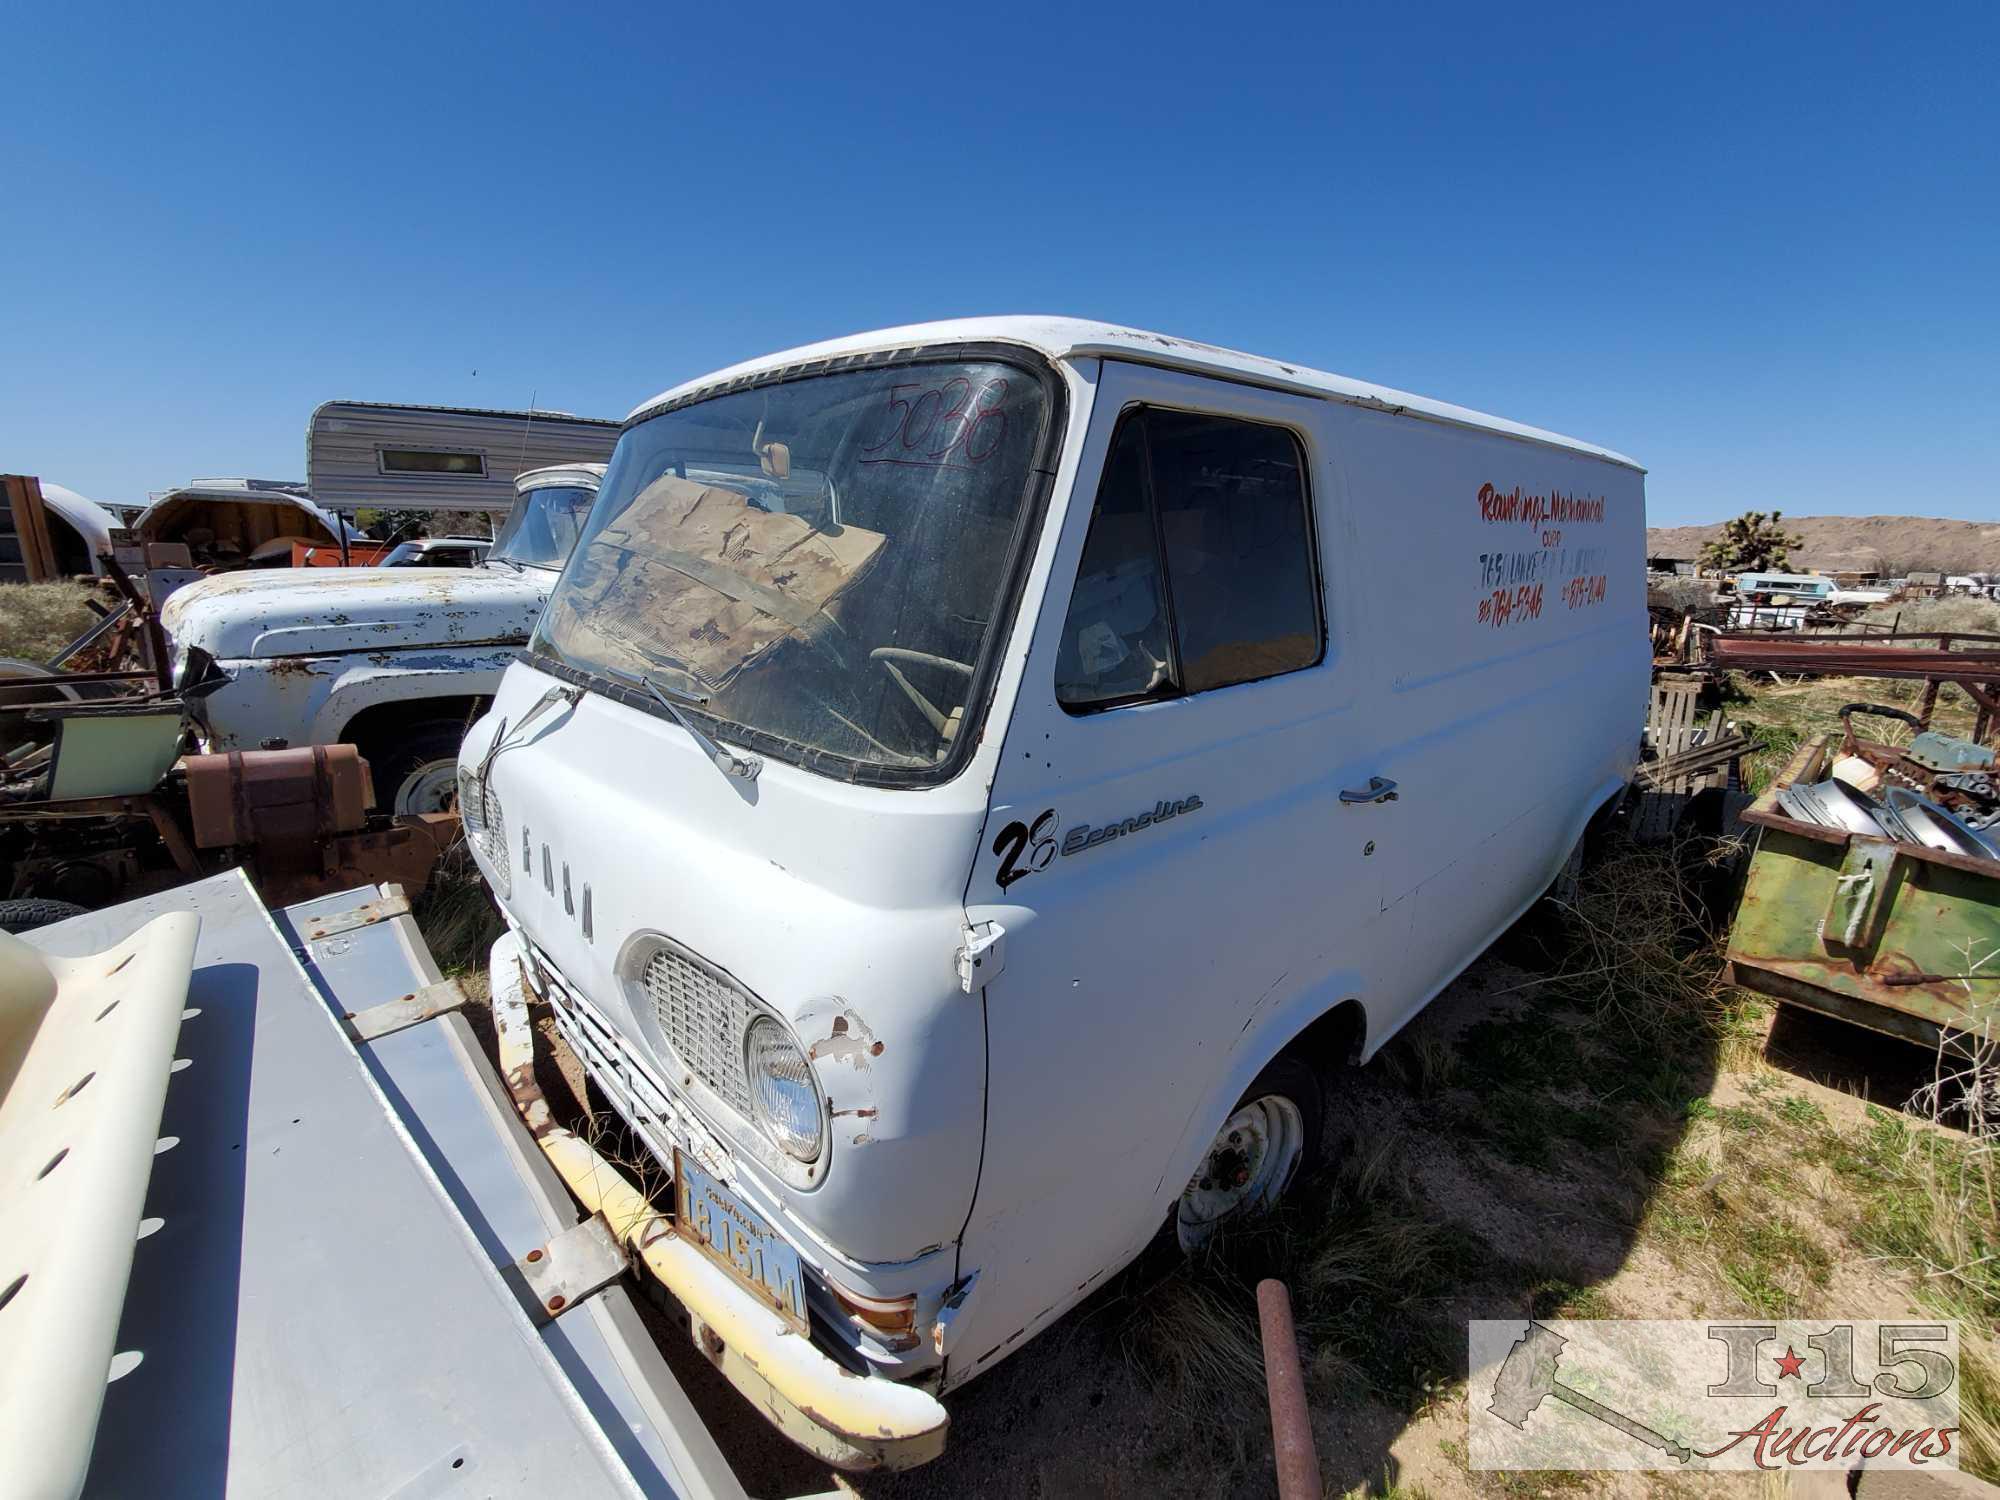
626 316 1643 472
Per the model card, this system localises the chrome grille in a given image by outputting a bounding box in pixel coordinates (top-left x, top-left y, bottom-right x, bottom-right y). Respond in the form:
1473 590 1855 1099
640 945 753 1116
457 769 506 879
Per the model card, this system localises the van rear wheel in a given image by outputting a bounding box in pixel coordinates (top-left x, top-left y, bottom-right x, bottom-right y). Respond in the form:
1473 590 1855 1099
1175 1055 1324 1252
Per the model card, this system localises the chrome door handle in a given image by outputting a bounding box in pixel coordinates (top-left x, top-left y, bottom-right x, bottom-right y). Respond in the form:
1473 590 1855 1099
1340 777 1400 805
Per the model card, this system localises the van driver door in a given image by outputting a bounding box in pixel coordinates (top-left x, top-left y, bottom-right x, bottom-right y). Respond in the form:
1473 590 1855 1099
949 359 1395 1379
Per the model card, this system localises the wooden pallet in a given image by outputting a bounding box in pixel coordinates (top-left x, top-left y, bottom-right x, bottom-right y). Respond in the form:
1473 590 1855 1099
1636 674 1744 841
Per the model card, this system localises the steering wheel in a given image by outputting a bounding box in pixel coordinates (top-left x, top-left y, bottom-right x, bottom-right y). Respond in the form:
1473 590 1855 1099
870 647 974 734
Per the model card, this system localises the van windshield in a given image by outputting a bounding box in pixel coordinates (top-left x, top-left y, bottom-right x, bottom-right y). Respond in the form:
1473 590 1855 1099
532 358 1049 774
490 484 597 569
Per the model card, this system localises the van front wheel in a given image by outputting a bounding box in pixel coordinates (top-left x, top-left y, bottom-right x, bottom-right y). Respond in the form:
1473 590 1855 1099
1175 1056 1324 1252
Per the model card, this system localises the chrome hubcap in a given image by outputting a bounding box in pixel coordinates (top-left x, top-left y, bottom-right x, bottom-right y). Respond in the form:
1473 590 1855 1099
1176 1094 1305 1251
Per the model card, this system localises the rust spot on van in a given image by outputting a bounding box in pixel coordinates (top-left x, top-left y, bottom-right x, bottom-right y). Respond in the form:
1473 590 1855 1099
808 1009 879 1069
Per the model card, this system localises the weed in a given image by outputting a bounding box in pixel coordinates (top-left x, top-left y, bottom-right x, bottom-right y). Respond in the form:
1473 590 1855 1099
1775 1093 1828 1128
1713 994 1770 1071
1863 595 2000 637
1456 1011 1587 1096
1528 1280 1612 1319
1731 671 1983 792
412 841 504 978
1338 1473 1437 1499
1711 1104 1761 1136
1478 1470 1589 1496
1384 1028 1461 1098
1117 1277 1269 1459
1719 1219 1831 1316
1536 837 1731 1060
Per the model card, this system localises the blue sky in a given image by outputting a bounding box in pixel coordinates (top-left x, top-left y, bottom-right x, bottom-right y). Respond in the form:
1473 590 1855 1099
3 2 1993 526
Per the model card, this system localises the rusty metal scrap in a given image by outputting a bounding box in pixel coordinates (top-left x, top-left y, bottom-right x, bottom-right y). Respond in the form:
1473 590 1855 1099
1727 733 2000 1055
1257 1279 1319 1500
1708 634 2000 682
183 745 372 850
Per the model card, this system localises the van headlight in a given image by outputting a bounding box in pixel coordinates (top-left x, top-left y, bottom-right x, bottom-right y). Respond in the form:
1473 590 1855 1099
744 1016 822 1162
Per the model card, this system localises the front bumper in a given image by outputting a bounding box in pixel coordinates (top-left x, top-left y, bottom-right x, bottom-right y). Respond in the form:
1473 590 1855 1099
488 932 950 1471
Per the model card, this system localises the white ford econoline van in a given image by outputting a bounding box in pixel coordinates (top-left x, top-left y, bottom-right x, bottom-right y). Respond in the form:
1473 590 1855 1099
458 318 1646 1469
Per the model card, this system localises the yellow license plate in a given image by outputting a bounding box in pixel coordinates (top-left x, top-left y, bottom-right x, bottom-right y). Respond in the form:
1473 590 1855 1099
673 1149 809 1332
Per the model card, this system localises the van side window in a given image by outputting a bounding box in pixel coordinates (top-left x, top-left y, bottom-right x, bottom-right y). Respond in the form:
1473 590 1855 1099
1055 407 1320 710
1053 418 1175 707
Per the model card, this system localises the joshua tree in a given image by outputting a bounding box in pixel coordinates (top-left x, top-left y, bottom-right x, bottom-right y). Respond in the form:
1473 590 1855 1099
1699 510 1805 573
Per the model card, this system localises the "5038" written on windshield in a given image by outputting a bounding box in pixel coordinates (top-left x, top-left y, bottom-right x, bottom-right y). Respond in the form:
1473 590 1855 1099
860 376 1012 471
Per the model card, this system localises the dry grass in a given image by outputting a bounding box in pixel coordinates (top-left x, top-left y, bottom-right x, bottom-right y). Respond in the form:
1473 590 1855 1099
1102 837 1746 1478
0 579 100 662
411 840 505 987
1862 595 2000 636
1855 1024 2000 1472
1540 837 1729 1045
1727 672 1983 793
1096 821 2000 1492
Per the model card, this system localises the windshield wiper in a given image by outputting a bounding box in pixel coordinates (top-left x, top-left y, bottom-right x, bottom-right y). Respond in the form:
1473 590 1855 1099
641 675 763 783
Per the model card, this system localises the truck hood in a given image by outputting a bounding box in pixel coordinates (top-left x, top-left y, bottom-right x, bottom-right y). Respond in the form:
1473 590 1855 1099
160 564 554 660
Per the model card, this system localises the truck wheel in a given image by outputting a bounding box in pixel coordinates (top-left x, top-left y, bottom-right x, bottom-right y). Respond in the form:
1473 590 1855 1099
1175 1055 1325 1252
0 897 90 933
371 723 468 815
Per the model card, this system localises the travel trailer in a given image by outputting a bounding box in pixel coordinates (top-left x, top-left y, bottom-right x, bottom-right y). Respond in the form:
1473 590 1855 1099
135 403 619 580
162 464 603 813
455 318 1648 1468
307 400 620 515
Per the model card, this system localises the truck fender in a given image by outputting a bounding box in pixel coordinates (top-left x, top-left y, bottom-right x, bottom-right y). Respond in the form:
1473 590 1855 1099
305 647 521 746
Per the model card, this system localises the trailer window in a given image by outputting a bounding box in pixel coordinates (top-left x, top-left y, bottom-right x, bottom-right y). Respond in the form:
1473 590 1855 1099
379 448 486 476
1056 408 1320 710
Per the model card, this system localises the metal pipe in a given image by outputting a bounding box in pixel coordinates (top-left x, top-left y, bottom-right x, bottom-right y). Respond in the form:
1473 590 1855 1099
1257 1278 1318 1500
96 549 173 693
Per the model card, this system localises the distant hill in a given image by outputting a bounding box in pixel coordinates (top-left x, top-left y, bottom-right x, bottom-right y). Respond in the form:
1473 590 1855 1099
1648 514 2000 574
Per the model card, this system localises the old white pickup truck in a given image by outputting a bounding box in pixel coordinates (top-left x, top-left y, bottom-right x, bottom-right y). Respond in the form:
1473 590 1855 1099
162 463 602 812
